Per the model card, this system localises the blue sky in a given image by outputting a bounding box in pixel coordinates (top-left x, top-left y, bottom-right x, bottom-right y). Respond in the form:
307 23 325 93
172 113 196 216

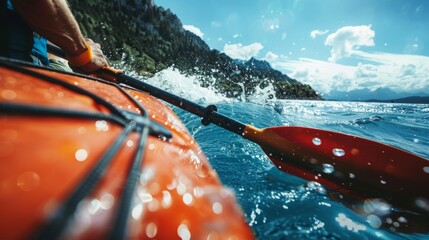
155 0 429 97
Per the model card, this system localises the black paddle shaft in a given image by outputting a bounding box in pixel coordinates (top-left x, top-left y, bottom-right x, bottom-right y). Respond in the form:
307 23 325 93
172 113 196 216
115 73 247 135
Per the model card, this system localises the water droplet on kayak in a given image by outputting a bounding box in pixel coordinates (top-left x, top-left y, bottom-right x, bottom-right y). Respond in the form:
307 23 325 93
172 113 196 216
100 193 115 210
312 137 322 146
77 127 86 135
183 193 193 206
349 173 356 179
88 199 101 215
363 199 391 215
351 148 359 155
177 183 186 195
195 164 209 178
140 166 155 184
332 148 345 157
148 143 155 150
17 171 40 191
393 221 400 228
415 197 429 211
310 158 318 164
131 203 143 220
322 163 335 174
206 231 221 240
75 149 88 161
22 83 33 92
148 199 159 212
367 214 382 228
145 222 158 238
5 76 17 86
149 182 160 195
380 179 387 184
193 187 204 197
162 191 172 208
398 216 407 223
212 202 223 214
127 140 134 147
95 120 109 132
423 166 429 174
177 224 191 240
1 89 16 100
43 92 53 100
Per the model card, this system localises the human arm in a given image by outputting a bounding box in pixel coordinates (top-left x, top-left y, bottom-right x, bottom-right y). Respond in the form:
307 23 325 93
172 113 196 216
11 0 107 72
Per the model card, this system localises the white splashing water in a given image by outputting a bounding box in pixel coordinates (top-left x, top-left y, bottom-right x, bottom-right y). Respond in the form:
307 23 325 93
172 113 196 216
145 67 232 104
247 82 278 103
142 67 281 105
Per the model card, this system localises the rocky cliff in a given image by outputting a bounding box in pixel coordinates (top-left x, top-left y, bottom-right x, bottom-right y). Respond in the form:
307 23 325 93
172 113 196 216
68 0 322 100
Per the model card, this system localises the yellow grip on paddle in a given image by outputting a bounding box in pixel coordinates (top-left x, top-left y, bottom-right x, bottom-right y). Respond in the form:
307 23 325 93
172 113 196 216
242 125 294 155
67 43 93 67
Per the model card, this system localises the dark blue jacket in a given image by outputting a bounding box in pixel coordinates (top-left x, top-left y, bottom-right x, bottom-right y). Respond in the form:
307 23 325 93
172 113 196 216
0 0 49 65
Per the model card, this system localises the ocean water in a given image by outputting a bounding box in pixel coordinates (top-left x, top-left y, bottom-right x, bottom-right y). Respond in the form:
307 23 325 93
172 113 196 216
147 68 429 239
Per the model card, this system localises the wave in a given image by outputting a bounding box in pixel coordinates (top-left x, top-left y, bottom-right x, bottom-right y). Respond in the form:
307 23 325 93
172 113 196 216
146 67 233 104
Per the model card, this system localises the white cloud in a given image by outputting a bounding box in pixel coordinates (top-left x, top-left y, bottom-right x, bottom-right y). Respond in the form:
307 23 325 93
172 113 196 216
269 52 429 95
355 62 377 78
273 58 355 93
310 29 329 39
353 51 429 91
325 25 375 62
183 25 204 38
263 51 279 62
223 43 264 60
265 25 429 96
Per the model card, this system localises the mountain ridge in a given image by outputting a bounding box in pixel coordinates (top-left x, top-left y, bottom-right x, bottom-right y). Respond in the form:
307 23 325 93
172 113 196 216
366 96 429 104
325 87 429 103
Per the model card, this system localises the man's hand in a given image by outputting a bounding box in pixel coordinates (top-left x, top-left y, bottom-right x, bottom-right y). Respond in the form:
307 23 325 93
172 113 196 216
71 38 108 73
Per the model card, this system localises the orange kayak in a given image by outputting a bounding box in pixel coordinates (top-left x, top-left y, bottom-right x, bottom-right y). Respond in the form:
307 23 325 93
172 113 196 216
0 58 254 239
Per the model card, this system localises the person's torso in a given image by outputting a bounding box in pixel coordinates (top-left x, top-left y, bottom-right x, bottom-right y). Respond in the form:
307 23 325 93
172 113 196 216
0 0 49 66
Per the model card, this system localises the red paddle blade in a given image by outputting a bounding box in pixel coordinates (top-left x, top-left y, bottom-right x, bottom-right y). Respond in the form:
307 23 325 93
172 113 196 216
243 125 429 215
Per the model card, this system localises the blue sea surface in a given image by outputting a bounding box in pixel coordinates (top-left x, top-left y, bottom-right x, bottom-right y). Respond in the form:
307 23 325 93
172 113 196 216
175 100 429 240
